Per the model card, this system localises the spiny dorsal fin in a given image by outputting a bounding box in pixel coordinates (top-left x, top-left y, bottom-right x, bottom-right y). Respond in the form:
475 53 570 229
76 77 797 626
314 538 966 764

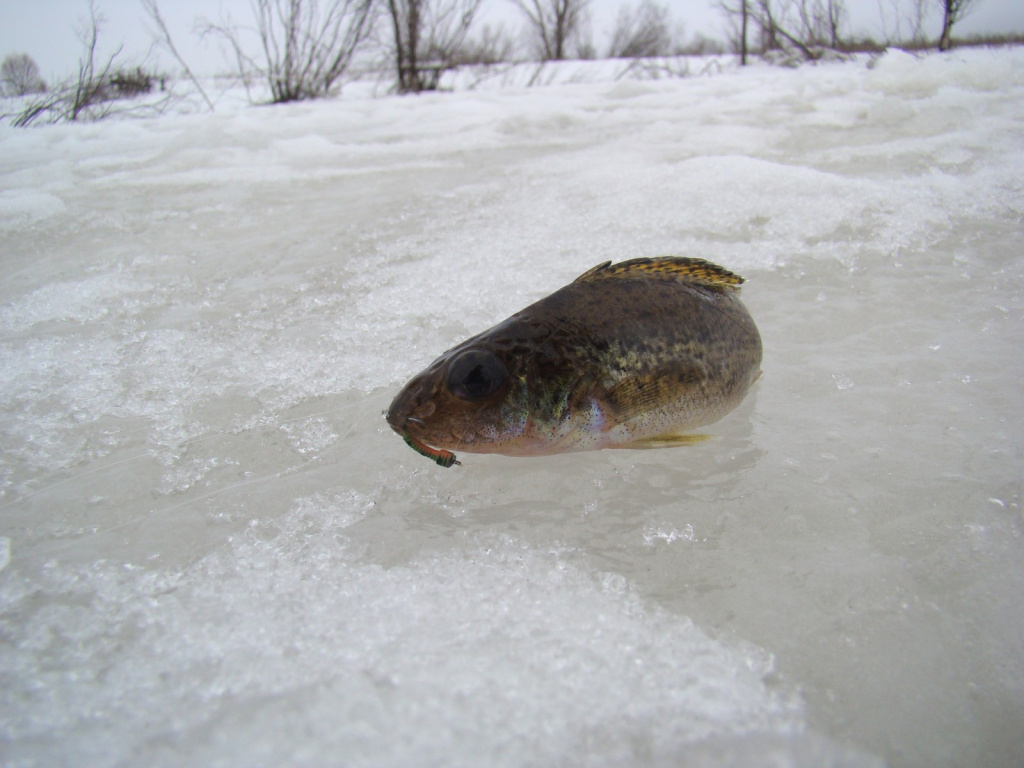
573 257 744 290
573 261 612 282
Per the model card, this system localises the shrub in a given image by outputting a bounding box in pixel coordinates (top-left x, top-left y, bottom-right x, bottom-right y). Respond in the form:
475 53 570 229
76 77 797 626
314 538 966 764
106 66 154 98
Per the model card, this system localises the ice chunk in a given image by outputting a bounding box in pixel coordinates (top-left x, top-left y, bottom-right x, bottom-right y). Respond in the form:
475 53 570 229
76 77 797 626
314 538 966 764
0 527 807 766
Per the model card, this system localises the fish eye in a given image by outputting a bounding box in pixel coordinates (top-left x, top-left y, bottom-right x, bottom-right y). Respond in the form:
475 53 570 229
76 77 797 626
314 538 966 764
446 349 508 400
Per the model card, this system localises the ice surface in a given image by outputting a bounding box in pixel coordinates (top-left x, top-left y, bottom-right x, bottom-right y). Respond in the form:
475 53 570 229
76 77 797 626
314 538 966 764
1 49 1023 767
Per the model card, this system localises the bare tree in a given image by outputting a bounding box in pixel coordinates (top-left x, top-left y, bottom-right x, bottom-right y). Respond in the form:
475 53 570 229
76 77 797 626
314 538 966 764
202 0 376 103
1 54 48 96
714 0 751 64
385 0 483 92
66 3 124 120
452 24 518 64
937 0 977 50
13 2 128 126
824 0 845 46
512 0 592 61
754 0 820 58
141 0 214 111
792 0 846 47
738 0 851 60
908 0 933 45
385 0 420 92
607 0 676 58
876 0 933 46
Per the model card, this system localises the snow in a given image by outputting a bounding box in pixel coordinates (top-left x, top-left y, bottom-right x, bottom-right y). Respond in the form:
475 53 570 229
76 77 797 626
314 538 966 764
1 49 1023 767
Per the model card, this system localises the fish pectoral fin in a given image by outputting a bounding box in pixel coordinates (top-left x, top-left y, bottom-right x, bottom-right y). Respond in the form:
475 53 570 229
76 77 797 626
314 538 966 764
613 433 711 449
573 257 744 292
603 362 707 423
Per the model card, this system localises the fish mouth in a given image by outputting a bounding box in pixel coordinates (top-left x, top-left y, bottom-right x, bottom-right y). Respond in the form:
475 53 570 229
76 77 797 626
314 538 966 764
403 416 428 433
385 399 427 436
396 415 436 446
385 380 438 435
385 392 461 468
384 401 406 435
384 387 419 435
386 408 461 468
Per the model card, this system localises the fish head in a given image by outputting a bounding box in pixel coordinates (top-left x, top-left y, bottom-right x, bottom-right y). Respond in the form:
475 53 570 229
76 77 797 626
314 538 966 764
386 343 530 454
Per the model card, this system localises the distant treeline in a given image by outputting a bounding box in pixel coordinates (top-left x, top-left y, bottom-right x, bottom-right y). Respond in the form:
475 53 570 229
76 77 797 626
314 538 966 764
2 0 1022 125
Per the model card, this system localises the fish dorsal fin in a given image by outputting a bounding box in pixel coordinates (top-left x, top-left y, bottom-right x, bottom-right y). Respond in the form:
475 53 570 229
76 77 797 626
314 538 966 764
573 257 744 291
573 261 612 282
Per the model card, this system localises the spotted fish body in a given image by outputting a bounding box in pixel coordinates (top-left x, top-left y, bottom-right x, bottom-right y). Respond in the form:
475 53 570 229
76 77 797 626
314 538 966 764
386 257 762 466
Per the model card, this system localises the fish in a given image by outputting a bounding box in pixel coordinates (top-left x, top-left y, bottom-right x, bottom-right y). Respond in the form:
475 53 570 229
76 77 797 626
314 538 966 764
385 256 762 467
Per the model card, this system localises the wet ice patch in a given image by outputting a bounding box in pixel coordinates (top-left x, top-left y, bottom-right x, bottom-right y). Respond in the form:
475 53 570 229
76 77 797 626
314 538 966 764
279 416 339 456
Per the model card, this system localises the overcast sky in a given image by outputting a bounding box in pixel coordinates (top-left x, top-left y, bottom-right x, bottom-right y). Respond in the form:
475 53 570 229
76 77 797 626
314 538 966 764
2 0 1023 80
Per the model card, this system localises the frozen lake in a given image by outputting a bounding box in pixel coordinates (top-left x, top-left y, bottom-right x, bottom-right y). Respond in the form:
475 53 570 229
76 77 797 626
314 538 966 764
1 49 1022 767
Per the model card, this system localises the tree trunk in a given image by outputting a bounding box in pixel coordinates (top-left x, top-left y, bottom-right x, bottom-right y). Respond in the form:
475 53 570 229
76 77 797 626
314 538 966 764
938 0 954 51
407 0 421 92
553 0 565 59
388 0 407 90
740 0 748 65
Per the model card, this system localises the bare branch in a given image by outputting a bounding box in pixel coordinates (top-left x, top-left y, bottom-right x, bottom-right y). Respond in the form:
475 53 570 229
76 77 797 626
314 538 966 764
385 0 484 92
141 0 215 112
201 0 376 103
747 0 852 61
511 0 592 61
713 0 751 63
607 0 676 59
11 2 174 127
